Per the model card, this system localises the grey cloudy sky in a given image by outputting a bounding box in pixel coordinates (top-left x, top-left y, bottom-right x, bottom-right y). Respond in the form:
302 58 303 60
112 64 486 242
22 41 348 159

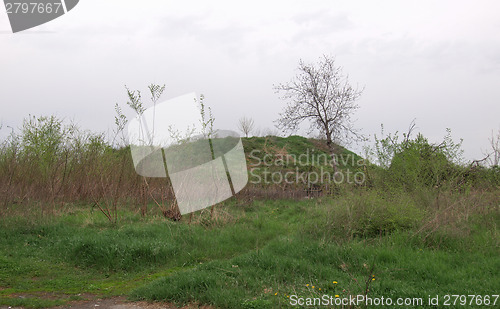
1 0 499 160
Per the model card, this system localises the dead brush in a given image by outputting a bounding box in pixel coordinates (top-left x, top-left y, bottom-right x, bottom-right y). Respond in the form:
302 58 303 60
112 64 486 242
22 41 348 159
188 206 240 227
412 190 500 246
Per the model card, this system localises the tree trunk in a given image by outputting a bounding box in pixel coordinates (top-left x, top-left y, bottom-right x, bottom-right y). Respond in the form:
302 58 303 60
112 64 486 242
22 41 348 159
325 132 338 173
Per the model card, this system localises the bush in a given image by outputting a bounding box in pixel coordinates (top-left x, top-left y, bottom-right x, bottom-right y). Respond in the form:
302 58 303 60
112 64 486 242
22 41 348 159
370 127 470 192
302 191 425 242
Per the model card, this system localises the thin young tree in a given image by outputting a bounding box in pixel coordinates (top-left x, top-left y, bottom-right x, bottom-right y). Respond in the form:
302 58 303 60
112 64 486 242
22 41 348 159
237 116 254 138
274 55 364 165
488 128 500 167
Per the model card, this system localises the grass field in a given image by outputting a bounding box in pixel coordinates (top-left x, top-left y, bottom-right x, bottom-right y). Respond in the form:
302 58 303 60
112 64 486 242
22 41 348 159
1 188 498 308
1 124 499 308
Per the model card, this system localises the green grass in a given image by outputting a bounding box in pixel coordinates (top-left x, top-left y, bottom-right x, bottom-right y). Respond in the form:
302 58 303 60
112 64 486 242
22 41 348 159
0 190 498 308
131 232 499 308
0 201 287 307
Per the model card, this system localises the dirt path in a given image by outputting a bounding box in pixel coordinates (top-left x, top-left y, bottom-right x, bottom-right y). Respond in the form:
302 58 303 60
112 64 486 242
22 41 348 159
1 296 213 309
52 296 174 309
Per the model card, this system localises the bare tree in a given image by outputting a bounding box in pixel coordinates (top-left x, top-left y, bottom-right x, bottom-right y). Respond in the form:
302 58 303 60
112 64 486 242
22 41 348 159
237 116 255 138
274 55 363 155
488 128 500 167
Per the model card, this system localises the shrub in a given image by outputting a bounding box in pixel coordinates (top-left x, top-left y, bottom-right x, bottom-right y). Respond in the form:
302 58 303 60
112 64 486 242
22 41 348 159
302 190 425 242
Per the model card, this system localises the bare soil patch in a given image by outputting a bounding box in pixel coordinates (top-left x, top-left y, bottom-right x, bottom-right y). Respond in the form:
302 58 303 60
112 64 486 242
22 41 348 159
1 296 214 309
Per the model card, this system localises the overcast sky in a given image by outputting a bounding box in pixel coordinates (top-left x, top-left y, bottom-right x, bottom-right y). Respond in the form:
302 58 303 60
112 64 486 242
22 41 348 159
1 0 499 161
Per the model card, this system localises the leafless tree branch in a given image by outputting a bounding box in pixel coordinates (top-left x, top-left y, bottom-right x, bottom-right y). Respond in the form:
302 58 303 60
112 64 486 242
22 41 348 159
237 116 255 138
274 55 364 155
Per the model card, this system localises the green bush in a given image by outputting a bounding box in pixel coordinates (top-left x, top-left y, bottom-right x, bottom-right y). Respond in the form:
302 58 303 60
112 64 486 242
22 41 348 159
370 127 469 192
302 191 425 242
